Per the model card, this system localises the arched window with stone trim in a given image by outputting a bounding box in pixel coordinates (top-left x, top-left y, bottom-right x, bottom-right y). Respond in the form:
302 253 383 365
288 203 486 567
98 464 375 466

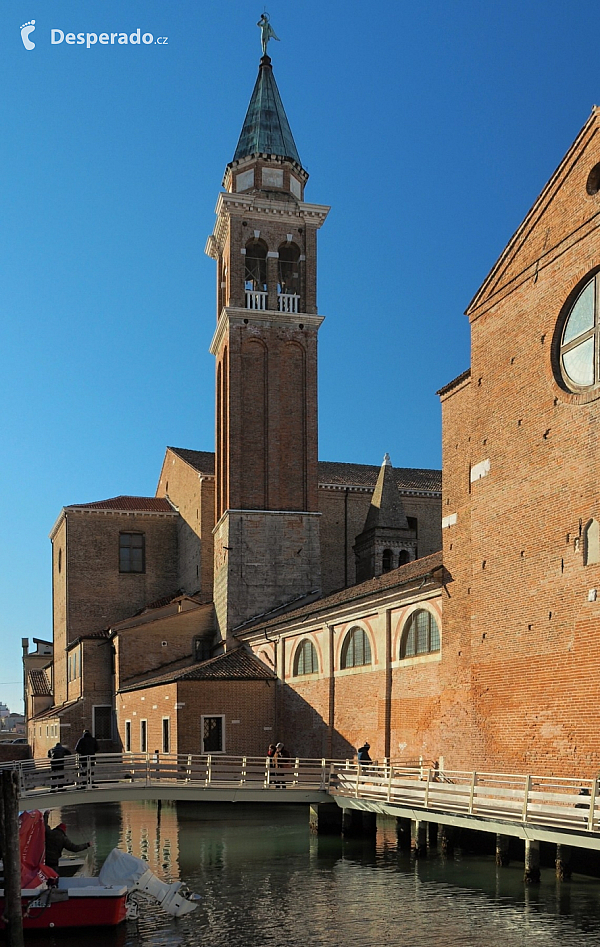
293 639 318 676
400 609 440 659
584 518 600 565
245 239 268 306
398 550 410 566
277 241 301 303
341 627 372 669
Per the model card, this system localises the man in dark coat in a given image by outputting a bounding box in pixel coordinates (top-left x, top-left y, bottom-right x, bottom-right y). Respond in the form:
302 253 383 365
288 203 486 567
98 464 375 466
44 813 91 870
74 729 99 787
48 741 71 791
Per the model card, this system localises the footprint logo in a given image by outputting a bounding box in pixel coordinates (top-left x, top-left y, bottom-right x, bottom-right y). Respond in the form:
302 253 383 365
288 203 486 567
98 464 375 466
21 20 36 50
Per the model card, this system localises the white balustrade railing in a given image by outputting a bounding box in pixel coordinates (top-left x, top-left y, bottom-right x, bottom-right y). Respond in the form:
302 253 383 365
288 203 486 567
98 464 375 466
278 293 299 314
0 753 337 797
245 290 267 310
2 755 598 836
329 762 600 834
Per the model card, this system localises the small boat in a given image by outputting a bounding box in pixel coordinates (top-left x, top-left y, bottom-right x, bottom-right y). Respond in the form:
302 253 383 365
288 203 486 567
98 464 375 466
0 810 198 930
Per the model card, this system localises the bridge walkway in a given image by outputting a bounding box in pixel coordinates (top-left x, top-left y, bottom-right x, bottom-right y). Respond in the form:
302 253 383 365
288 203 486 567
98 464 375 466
3 754 600 850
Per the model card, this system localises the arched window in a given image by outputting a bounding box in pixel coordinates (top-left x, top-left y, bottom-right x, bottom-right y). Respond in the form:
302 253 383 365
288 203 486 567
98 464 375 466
584 518 600 565
400 610 440 659
398 550 410 566
382 549 393 573
293 639 318 676
277 242 300 296
559 274 600 390
341 627 372 669
245 239 267 292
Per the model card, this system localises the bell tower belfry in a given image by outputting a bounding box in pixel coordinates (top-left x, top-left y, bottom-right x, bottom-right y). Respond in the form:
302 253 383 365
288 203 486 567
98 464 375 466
206 37 330 641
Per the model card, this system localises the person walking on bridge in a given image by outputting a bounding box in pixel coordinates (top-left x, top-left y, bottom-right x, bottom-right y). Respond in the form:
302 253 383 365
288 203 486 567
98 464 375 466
75 728 98 788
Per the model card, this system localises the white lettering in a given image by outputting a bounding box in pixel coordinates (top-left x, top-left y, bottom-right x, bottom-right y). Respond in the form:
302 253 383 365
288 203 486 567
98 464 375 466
86 33 97 47
77 33 85 44
142 33 153 44
65 33 75 44
111 33 118 43
99 33 109 44
51 29 64 44
118 33 128 44
130 29 141 44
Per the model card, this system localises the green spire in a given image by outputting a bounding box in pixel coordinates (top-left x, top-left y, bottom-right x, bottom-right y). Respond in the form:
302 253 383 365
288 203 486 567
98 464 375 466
233 55 302 166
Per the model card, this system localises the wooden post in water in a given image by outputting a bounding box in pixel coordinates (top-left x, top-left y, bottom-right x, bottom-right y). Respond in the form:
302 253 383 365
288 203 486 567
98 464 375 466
0 769 24 947
524 838 540 884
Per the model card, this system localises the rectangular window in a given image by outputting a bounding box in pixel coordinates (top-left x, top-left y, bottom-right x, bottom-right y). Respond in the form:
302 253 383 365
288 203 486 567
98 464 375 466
162 717 170 754
125 720 132 753
119 532 145 573
201 715 224 754
93 705 112 741
140 719 148 753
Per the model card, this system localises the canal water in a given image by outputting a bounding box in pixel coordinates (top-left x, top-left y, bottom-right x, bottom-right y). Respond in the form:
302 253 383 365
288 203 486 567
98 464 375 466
32 801 600 946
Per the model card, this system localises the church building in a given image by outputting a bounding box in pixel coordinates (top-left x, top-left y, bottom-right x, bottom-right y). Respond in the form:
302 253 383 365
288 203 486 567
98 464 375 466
26 32 600 782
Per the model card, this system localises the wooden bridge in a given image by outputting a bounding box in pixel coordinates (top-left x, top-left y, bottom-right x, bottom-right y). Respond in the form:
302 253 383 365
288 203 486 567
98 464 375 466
3 754 600 851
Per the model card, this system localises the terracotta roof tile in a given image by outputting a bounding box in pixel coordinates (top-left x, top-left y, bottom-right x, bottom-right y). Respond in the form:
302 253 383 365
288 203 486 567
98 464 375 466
236 550 445 634
66 496 175 513
436 369 471 397
119 648 275 692
29 669 51 697
168 448 215 475
168 449 440 493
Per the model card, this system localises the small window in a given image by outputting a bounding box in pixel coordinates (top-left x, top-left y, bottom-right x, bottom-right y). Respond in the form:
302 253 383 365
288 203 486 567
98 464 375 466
341 627 372 669
140 719 148 753
382 549 393 573
120 533 145 573
93 705 112 741
398 550 410 566
400 609 441 658
559 275 600 390
294 639 318 676
202 715 224 754
124 720 132 753
162 718 170 754
584 518 600 565
194 636 212 662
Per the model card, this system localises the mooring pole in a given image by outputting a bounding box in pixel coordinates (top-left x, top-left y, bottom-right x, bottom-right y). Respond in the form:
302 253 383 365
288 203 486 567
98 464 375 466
0 769 24 947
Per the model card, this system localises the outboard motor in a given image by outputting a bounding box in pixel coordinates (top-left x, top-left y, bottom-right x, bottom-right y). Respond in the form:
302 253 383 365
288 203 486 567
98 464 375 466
99 848 198 917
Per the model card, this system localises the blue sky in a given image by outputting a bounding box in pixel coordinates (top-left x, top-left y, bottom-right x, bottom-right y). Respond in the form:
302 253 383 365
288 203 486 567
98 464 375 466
0 0 596 712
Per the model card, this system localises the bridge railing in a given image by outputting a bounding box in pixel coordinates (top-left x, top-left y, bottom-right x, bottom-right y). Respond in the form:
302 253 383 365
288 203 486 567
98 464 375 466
329 763 600 833
0 753 341 797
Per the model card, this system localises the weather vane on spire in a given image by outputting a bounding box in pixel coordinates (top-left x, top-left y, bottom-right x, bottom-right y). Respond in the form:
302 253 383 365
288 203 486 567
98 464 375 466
257 12 279 56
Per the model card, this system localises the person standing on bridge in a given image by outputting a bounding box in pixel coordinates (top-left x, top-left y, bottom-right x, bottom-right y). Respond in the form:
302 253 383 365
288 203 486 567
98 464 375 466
48 740 71 792
43 812 91 871
357 742 371 767
75 728 99 788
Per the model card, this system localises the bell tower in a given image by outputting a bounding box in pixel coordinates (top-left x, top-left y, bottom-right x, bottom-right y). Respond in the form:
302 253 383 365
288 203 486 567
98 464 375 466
206 39 330 640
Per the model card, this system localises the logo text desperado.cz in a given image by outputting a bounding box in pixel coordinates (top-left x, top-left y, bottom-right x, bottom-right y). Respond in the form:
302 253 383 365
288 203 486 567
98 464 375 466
51 29 167 48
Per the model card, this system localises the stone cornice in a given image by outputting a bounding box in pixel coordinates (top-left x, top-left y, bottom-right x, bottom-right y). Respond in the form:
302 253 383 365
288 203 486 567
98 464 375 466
207 192 330 255
209 306 325 356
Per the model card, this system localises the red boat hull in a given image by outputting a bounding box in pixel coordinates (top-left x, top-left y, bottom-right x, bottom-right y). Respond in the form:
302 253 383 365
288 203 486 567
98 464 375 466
0 889 127 930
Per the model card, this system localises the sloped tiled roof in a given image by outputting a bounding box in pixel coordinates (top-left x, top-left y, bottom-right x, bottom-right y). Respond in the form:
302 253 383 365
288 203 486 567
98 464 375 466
29 669 51 697
168 448 215 475
66 496 175 513
119 648 276 692
318 461 441 493
235 551 445 635
167 449 440 494
437 369 471 397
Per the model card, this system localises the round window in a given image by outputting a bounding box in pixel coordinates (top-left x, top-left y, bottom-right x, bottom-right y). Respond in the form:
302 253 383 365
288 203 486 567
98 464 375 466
560 275 600 390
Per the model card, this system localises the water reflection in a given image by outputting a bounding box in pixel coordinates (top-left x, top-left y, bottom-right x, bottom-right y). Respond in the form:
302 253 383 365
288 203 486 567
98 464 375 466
34 801 600 947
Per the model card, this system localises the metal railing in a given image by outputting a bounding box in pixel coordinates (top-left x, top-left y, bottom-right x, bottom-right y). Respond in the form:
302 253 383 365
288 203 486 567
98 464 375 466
329 763 600 834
